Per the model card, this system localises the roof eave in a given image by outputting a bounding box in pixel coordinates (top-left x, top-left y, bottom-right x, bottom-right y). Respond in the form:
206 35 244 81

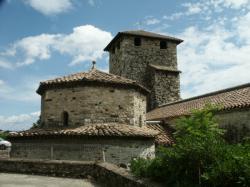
104 32 184 51
36 80 150 96
104 32 122 51
36 84 43 95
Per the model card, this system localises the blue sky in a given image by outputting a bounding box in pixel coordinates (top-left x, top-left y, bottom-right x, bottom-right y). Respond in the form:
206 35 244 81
0 0 250 131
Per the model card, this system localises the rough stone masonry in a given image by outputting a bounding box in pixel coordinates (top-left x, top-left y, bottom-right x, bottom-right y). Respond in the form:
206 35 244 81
105 30 183 110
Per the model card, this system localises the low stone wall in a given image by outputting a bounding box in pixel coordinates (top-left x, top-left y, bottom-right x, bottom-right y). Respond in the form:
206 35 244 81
9 137 155 165
0 150 10 159
96 162 162 187
0 159 162 187
0 159 94 178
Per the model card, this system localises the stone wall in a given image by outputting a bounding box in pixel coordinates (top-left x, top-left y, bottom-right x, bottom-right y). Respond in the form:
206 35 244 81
0 159 163 187
109 35 181 110
164 108 250 143
41 85 146 127
134 91 147 126
217 109 250 143
149 69 180 109
0 150 9 159
10 137 155 165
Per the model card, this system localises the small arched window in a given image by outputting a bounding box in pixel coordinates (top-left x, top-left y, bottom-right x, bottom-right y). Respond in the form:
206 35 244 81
160 41 167 49
62 111 69 127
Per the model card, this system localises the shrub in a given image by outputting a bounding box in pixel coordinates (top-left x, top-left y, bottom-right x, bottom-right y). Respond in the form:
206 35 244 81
0 132 8 139
131 106 250 187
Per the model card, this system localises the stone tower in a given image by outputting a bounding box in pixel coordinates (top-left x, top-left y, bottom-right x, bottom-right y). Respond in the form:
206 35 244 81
104 30 183 110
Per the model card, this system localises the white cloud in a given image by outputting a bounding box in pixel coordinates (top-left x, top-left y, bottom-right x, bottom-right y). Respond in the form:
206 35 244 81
1 25 112 66
14 34 58 66
163 3 202 21
144 18 160 25
237 12 250 44
24 0 73 16
0 111 40 131
182 2 202 15
222 0 249 9
0 76 52 102
163 13 184 21
0 80 12 98
149 0 250 99
164 0 250 21
0 59 12 69
177 24 250 98
54 25 112 65
163 2 203 21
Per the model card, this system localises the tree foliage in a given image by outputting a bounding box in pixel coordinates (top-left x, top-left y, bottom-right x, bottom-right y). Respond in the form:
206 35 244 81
131 106 250 187
0 131 8 139
30 116 42 129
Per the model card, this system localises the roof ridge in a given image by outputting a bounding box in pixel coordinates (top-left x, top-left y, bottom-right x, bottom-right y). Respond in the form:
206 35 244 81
42 71 88 83
158 82 250 108
92 68 138 82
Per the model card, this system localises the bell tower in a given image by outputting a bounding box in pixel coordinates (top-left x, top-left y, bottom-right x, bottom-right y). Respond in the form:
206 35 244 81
104 30 183 110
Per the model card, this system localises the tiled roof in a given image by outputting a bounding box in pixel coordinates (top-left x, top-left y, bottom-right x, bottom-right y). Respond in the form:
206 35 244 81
37 68 149 95
9 123 159 139
146 123 174 146
104 30 183 51
147 83 250 121
148 64 181 73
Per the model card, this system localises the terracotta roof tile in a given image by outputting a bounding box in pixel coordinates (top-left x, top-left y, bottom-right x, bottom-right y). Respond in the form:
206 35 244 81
37 68 149 95
9 123 159 139
147 83 250 121
104 30 183 51
146 123 174 146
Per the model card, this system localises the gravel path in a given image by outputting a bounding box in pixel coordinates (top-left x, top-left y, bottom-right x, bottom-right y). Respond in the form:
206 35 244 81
0 173 100 187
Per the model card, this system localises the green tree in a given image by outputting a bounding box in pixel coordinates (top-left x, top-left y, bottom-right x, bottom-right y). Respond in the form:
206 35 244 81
131 105 250 187
0 131 8 139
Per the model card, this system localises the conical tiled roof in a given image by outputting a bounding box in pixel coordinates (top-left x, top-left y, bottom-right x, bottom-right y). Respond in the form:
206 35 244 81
37 68 149 95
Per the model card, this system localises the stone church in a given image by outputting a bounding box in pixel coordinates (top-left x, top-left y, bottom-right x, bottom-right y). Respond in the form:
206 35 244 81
9 30 250 164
